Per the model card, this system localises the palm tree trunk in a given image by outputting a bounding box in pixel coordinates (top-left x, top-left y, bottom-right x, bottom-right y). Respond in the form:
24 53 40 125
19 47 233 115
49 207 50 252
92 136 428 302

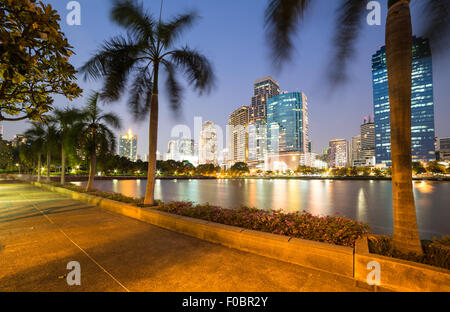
46 151 51 181
37 152 41 182
144 63 159 205
61 144 66 185
86 129 96 192
386 0 422 255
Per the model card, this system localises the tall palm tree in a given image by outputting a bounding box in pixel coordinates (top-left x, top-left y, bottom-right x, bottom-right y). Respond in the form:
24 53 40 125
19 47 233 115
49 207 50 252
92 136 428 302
80 0 215 205
80 92 121 191
53 108 84 185
43 123 58 181
265 0 449 255
24 122 46 182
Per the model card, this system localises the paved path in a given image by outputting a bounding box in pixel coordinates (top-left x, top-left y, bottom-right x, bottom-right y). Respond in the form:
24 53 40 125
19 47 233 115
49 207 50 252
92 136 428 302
0 182 366 292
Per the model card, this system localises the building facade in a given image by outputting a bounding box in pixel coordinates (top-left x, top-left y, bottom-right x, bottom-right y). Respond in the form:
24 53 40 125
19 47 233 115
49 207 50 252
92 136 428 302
372 36 436 165
267 92 309 154
438 137 450 161
248 76 280 169
198 121 218 165
360 119 375 166
328 139 348 168
119 129 138 161
350 135 362 167
228 106 249 166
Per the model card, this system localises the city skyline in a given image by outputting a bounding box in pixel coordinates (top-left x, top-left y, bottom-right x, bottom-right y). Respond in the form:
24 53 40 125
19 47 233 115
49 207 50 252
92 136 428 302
3 0 450 157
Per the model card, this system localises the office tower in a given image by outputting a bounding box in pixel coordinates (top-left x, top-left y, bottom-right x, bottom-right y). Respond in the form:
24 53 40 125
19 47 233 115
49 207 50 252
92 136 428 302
164 138 195 162
165 140 178 161
119 129 138 161
350 135 361 167
228 106 249 166
248 76 280 169
360 117 375 166
372 36 435 165
328 139 348 168
438 138 450 161
198 121 218 165
267 92 308 154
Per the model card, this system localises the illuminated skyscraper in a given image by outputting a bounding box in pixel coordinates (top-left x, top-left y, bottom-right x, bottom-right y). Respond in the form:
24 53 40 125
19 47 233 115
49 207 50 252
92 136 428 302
372 36 435 165
119 129 138 161
248 76 280 169
228 106 249 166
198 121 218 165
328 139 348 168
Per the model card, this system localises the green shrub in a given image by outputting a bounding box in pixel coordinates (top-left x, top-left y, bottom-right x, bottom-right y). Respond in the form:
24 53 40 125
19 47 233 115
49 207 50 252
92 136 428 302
368 235 450 270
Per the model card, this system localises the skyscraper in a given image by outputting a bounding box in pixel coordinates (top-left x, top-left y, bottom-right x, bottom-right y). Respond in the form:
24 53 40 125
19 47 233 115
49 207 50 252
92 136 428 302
350 135 361 167
248 76 280 169
228 106 249 166
328 139 348 168
360 118 375 166
198 121 218 165
267 92 309 154
119 129 137 161
372 36 435 165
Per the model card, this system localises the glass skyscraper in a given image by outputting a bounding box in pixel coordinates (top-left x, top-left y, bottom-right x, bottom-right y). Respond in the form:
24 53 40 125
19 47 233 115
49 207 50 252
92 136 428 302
372 36 435 165
119 129 138 161
267 92 308 154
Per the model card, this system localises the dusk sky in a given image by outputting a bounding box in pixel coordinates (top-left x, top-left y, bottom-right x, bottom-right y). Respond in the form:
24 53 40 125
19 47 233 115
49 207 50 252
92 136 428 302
3 0 450 156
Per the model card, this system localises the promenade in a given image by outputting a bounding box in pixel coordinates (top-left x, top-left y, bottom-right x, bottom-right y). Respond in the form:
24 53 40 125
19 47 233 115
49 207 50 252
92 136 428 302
0 182 366 292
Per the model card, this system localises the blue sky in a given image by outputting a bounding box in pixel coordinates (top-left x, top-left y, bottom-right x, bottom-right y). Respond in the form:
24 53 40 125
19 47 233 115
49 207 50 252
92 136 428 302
4 0 450 156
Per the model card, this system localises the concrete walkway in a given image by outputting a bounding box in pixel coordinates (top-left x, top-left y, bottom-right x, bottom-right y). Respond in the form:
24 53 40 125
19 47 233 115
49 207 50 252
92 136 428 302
0 182 366 292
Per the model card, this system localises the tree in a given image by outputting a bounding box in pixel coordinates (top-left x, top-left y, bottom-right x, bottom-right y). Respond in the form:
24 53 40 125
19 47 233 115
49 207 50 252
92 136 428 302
230 162 250 176
79 92 121 191
24 122 46 181
80 0 215 205
264 0 449 255
412 161 426 175
0 138 13 169
43 123 58 180
53 108 84 184
426 161 445 174
0 0 82 122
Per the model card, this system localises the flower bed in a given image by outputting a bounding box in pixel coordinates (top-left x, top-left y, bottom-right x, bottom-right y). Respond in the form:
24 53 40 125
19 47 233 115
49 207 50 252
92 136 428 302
368 235 450 270
157 202 370 247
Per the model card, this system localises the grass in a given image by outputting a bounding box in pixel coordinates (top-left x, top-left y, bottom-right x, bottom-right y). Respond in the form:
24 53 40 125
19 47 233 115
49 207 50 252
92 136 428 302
368 235 450 270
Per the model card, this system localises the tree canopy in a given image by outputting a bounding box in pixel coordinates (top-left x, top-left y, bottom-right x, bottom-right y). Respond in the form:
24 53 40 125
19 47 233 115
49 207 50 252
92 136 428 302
0 0 82 122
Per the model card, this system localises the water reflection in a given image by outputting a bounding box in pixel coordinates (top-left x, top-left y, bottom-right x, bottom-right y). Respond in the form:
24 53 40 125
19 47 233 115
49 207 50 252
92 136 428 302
73 179 450 239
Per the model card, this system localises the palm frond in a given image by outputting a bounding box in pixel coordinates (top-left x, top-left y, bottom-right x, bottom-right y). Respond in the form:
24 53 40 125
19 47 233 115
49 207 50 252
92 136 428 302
158 12 198 48
420 0 450 52
162 60 183 112
80 36 142 101
100 112 122 130
170 47 215 94
328 0 366 84
111 0 156 45
264 0 311 69
127 68 153 121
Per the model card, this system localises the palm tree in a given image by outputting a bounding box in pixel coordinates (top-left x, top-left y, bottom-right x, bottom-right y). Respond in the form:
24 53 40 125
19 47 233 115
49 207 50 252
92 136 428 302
80 0 215 205
80 92 122 191
53 108 84 185
43 123 58 181
24 122 46 182
265 0 449 255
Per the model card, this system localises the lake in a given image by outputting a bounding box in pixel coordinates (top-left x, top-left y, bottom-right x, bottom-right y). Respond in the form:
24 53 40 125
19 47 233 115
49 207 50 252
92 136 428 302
71 179 450 239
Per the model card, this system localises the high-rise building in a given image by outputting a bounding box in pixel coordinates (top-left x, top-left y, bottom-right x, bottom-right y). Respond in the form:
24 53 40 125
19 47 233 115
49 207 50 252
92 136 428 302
360 118 375 166
328 139 348 168
437 137 450 161
198 121 218 165
350 135 361 167
372 36 436 165
11 134 27 147
248 76 280 169
164 137 195 163
228 106 249 166
119 129 138 161
267 92 309 154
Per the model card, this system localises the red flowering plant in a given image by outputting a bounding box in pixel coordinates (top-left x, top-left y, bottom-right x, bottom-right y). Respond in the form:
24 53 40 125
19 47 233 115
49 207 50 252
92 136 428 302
157 202 370 247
